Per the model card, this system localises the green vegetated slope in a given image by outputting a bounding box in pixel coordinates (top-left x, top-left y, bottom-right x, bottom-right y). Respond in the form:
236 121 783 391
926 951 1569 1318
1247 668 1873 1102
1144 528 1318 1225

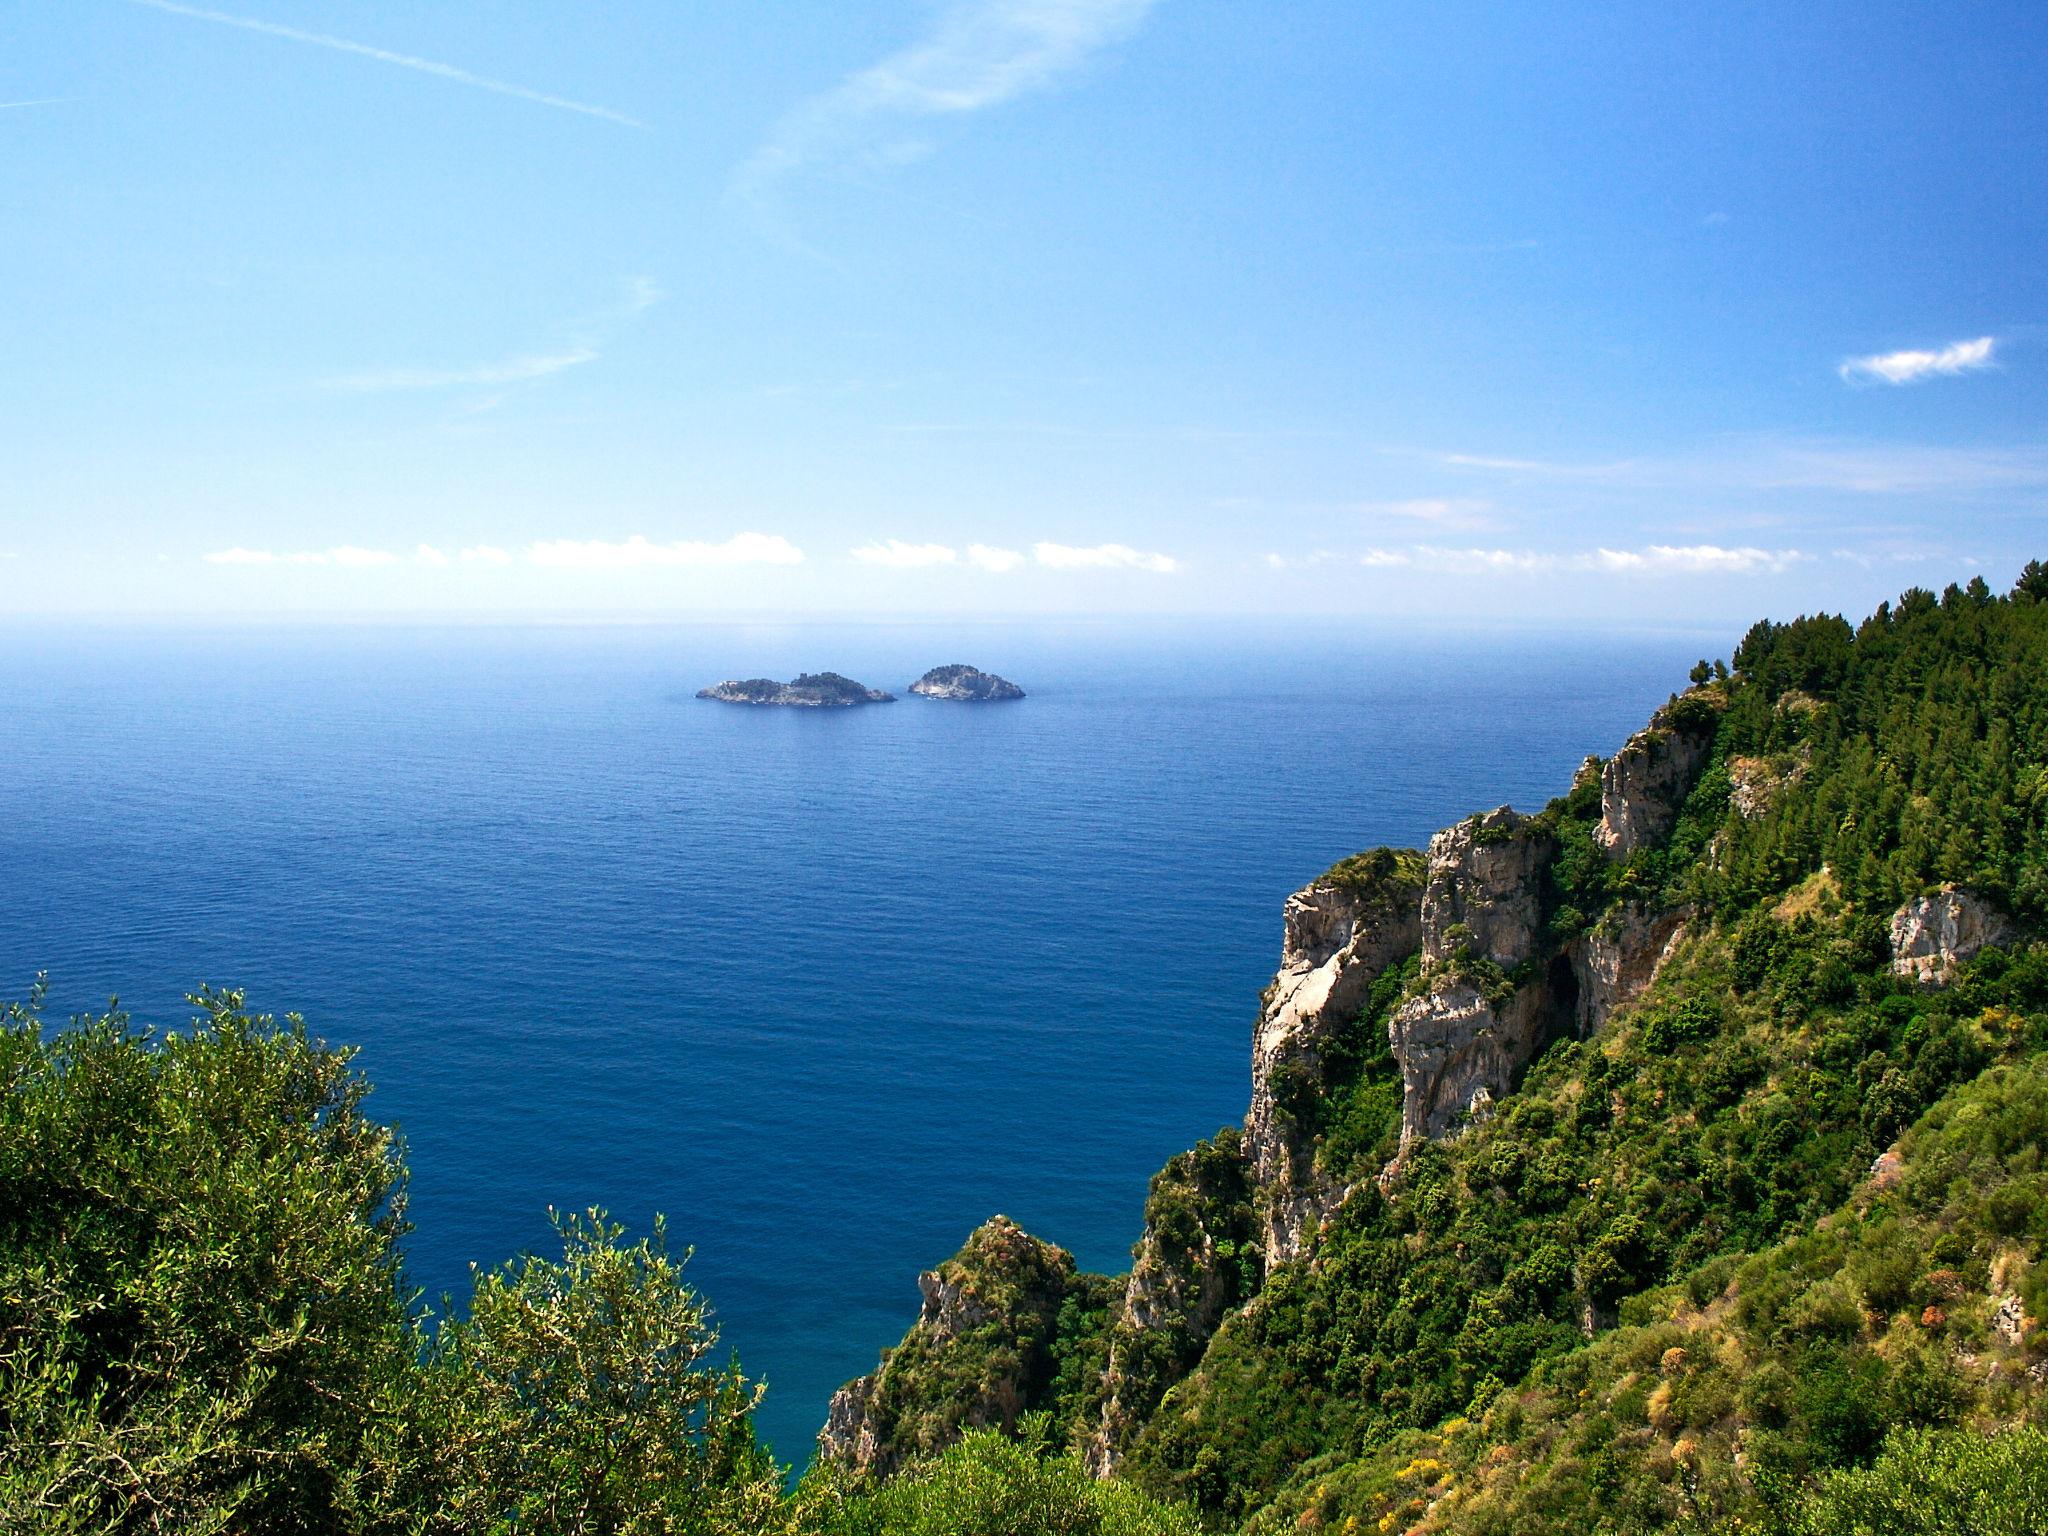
1103 569 2048 1531
5 568 2048 1536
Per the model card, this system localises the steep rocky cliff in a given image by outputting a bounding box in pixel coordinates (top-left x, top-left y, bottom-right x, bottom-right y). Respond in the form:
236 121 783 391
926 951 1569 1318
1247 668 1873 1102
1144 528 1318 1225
1385 808 1559 1144
823 687 1725 1476
1593 700 1718 857
818 1216 1105 1475
1243 849 1423 1264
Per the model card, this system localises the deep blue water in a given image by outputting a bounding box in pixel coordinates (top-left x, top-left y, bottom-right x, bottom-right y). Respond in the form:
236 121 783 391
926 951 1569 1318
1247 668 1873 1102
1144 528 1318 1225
0 620 1709 1460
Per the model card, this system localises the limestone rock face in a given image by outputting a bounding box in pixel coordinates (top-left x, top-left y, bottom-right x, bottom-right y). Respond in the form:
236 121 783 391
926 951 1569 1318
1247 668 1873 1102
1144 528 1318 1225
908 664 1025 701
1389 976 1550 1145
1888 888 2014 987
1594 701 1717 858
1420 808 1554 971
1244 852 1424 1266
1569 900 1689 1036
817 1216 1081 1475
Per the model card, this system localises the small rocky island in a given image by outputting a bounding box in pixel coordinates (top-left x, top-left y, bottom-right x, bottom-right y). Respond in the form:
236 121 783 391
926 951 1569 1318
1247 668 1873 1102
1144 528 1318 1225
907 664 1025 701
696 672 895 707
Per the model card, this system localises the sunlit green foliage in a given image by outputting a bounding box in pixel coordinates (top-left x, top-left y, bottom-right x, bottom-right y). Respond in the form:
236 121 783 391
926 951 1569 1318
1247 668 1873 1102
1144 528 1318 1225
796 1422 1202 1536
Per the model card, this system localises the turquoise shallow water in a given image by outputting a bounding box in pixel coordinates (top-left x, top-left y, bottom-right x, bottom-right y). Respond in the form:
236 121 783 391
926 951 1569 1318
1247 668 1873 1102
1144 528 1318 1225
0 619 1708 1459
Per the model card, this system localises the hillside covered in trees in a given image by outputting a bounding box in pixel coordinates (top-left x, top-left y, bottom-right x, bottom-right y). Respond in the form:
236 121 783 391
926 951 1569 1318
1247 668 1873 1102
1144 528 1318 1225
5 567 2047 1534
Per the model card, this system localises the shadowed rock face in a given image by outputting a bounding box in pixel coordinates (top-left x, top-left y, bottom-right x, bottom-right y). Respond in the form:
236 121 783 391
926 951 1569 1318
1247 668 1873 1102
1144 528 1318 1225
1889 887 2015 986
1420 807 1554 971
697 672 894 706
1389 976 1550 1146
1244 852 1424 1267
1594 702 1718 858
908 664 1025 701
1569 899 1690 1037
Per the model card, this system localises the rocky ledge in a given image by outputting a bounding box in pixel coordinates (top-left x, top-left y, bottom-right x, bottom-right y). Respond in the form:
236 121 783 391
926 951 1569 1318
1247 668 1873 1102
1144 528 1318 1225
696 672 895 707
908 664 1025 701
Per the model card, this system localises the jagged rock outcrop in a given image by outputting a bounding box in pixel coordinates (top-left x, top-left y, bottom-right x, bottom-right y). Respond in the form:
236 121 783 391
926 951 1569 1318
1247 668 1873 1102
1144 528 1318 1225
1389 976 1550 1145
697 672 894 706
1889 888 2015 987
1594 697 1718 858
1419 808 1553 971
1244 850 1424 1265
909 664 1025 701
1569 899 1690 1036
1370 809 1561 1148
817 1216 1092 1475
1083 1133 1256 1477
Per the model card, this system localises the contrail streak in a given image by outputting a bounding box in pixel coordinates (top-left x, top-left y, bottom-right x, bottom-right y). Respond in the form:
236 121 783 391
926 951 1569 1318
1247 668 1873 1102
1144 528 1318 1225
124 0 643 127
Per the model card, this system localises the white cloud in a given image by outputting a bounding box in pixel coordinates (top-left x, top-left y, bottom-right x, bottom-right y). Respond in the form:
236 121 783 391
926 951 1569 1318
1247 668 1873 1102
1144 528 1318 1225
124 0 643 126
323 346 600 394
1591 544 1805 575
851 539 959 567
1034 541 1177 573
738 0 1156 210
1358 548 1412 568
416 544 451 566
526 533 805 569
1839 336 1996 385
461 545 514 566
967 543 1024 572
203 545 399 566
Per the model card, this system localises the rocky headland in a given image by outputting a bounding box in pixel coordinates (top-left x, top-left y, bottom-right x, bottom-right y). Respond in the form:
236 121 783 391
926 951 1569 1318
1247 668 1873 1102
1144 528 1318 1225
696 672 895 707
908 664 1025 701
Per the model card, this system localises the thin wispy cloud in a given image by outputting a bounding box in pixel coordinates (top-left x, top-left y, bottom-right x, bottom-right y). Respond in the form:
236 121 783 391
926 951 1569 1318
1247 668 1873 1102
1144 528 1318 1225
204 545 399 566
125 0 643 127
324 347 599 394
0 99 70 111
1411 435 2048 498
1361 497 1497 532
322 276 661 397
462 545 514 566
1274 544 1812 576
1840 336 1996 386
737 0 1156 221
1034 541 1177 573
526 534 805 569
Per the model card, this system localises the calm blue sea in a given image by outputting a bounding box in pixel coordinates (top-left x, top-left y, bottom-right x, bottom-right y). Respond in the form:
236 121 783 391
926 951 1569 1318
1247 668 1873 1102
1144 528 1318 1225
0 619 1708 1460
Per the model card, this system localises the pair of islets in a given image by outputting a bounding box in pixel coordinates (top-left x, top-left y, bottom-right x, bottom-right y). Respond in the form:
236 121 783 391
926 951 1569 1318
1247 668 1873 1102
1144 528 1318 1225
695 663 1024 707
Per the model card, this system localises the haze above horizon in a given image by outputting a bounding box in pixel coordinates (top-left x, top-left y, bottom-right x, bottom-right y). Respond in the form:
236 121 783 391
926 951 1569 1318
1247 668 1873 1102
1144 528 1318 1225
4 2 2044 625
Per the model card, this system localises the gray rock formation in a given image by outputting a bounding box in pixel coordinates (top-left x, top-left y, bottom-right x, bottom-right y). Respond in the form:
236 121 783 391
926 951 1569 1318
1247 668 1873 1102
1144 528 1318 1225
1420 807 1554 971
1244 851 1423 1265
697 671 894 706
1569 899 1689 1036
1389 976 1550 1145
909 664 1025 701
1594 699 1718 858
1888 888 2014 986
817 1215 1082 1475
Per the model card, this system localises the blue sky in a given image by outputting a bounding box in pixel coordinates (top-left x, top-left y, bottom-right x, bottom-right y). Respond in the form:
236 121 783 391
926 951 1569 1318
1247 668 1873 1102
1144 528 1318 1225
4 1 2044 623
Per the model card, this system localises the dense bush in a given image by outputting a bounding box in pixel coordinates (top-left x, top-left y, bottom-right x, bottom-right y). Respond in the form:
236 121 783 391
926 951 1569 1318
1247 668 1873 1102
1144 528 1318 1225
797 1423 1201 1536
